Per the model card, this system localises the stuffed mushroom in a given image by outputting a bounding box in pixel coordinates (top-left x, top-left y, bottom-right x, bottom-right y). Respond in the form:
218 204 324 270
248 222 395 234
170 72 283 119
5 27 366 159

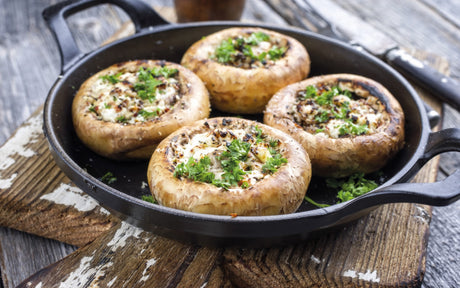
264 74 405 178
147 117 311 216
72 60 210 160
181 27 310 114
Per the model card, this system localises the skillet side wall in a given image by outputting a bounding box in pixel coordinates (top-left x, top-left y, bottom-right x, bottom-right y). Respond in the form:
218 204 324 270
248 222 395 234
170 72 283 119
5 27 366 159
44 23 427 245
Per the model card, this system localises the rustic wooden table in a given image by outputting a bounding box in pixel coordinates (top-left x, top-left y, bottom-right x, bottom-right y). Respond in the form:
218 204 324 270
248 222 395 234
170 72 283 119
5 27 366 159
0 0 459 287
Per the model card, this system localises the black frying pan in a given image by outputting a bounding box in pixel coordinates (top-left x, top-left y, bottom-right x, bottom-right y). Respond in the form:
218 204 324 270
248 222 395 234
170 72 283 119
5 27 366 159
42 0 460 247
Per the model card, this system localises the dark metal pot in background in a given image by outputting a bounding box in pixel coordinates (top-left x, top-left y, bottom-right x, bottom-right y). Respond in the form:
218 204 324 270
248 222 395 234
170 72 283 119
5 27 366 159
42 0 460 247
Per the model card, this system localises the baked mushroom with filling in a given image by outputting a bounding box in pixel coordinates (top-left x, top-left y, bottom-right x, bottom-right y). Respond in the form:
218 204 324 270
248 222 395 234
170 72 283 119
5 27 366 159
264 74 405 178
72 60 210 160
147 117 312 216
181 27 310 114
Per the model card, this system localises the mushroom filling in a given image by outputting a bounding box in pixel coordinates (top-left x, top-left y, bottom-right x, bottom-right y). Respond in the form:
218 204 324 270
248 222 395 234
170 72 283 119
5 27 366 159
213 31 288 69
170 122 287 190
84 66 182 124
288 83 387 138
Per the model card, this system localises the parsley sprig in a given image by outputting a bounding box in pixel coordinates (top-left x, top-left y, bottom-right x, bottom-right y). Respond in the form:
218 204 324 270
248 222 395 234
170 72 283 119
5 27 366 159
326 172 378 203
305 172 378 208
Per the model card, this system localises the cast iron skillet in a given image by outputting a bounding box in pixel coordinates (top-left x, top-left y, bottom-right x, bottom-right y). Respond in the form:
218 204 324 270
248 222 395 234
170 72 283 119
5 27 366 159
42 0 460 247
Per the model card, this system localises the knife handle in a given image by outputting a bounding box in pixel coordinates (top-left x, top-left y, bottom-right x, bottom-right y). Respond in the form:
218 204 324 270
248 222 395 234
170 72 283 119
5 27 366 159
386 49 460 111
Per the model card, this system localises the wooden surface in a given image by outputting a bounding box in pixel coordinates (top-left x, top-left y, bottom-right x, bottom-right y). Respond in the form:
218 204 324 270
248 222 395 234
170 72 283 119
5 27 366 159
0 0 459 287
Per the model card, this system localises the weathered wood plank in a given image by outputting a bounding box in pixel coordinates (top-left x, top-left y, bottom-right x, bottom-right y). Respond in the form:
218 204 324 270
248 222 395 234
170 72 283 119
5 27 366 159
0 229 76 288
0 0 458 287
17 222 229 288
0 107 117 247
4 47 441 288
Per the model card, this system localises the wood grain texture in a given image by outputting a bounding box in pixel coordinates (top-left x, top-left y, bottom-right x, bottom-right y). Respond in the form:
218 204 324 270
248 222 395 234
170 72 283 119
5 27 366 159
0 0 459 287
18 222 230 288
0 107 117 248
7 27 442 288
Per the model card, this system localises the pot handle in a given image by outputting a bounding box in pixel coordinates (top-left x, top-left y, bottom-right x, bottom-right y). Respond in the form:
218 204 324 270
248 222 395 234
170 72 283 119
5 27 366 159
42 0 169 73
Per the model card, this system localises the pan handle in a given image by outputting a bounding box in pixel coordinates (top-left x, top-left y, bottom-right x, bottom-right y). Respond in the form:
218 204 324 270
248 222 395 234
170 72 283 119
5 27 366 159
352 128 460 208
42 0 169 73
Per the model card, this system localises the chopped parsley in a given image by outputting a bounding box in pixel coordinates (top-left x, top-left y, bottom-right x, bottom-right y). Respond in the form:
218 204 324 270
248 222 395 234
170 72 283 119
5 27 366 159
214 139 251 189
100 72 122 84
134 66 178 102
138 109 159 119
326 172 378 203
101 172 117 184
262 153 287 174
214 31 286 67
141 195 156 204
173 130 287 189
305 172 378 208
174 156 215 183
299 85 369 136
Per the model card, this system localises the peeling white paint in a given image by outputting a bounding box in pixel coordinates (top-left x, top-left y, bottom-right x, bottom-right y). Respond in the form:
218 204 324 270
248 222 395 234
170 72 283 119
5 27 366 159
59 256 95 288
0 112 43 172
343 270 357 278
343 269 380 283
106 221 148 252
310 255 322 264
414 205 430 224
25 281 42 288
0 173 17 189
139 258 158 282
107 276 118 287
59 252 115 287
40 183 110 215
94 261 113 283
0 158 15 170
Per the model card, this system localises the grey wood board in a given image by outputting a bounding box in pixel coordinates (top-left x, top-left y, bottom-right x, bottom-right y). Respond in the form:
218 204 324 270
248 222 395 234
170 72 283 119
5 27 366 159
0 0 458 287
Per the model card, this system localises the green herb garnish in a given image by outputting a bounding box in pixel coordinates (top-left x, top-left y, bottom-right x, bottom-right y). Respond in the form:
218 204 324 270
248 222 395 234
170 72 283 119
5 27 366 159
101 172 117 184
301 85 371 136
338 122 368 136
116 115 127 123
215 38 236 63
268 45 286 60
245 31 270 45
141 195 156 204
214 139 251 188
138 109 159 119
134 66 178 102
214 31 286 65
326 172 378 203
174 156 215 183
173 134 287 189
262 153 287 174
100 72 122 84
305 172 378 208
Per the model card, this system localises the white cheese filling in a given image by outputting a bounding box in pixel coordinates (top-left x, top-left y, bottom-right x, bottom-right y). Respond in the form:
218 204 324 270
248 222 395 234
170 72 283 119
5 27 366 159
169 127 284 189
291 88 385 139
84 70 181 124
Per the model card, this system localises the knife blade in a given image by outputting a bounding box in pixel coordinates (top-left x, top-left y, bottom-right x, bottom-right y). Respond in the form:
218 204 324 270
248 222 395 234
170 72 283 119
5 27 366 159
265 0 460 114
